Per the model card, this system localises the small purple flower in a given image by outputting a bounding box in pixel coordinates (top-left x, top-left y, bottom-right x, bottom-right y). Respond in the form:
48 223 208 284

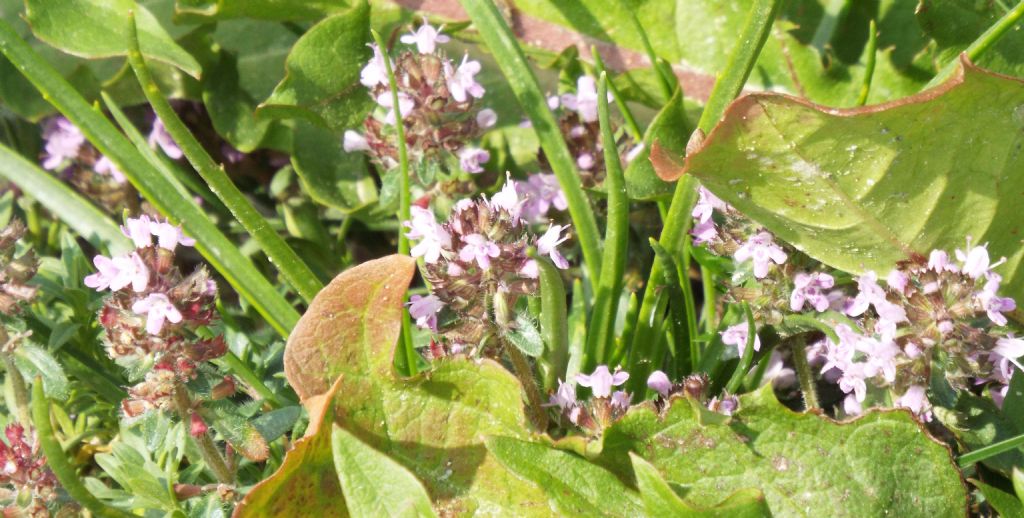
896 385 931 420
991 336 1024 381
343 130 370 153
843 393 862 415
94 156 127 184
537 224 570 269
690 219 718 245
647 370 672 397
562 76 603 123
610 390 632 411
734 231 787 279
84 253 149 292
708 395 739 416
459 233 500 269
547 95 560 110
547 379 577 411
576 365 629 398
886 269 909 295
516 173 567 222
928 249 956 273
407 294 444 331
476 108 498 129
41 117 85 170
150 220 195 250
131 293 183 335
838 361 868 402
446 55 485 103
490 173 522 218
458 146 490 174
692 186 728 224
721 323 761 357
981 292 1016 326
121 215 154 248
576 153 595 170
789 272 835 312
360 44 391 88
148 118 183 159
399 19 450 54
405 207 451 264
376 92 416 124
856 336 900 383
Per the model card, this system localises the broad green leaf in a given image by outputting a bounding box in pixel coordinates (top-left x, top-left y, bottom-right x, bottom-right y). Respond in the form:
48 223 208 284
674 61 1024 303
291 121 378 213
918 0 1024 79
258 3 373 132
505 313 544 358
24 0 201 78
332 425 437 518
202 50 272 153
975 480 1024 518
251 406 301 443
595 387 966 516
279 255 549 515
625 89 689 201
175 0 345 21
12 342 68 400
235 379 347 517
486 436 644 516
630 454 769 518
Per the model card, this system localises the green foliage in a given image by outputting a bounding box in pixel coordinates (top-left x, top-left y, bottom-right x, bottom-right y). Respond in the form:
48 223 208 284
291 120 379 213
624 89 689 200
630 455 770 517
919 0 1024 79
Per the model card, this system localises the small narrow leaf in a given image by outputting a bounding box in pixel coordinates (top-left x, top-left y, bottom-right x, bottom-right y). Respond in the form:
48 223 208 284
505 313 544 357
13 343 69 400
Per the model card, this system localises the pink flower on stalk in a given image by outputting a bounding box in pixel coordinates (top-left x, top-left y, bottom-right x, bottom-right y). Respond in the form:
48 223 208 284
446 55 485 103
131 293 183 335
94 156 127 184
610 390 632 411
537 224 570 269
376 92 416 124
978 273 1016 326
955 238 1005 279
399 19 450 54
546 379 578 411
886 269 910 295
490 173 522 218
576 365 629 398
407 294 444 331
459 233 500 269
560 76 605 123
789 272 835 312
360 44 391 88
692 186 728 224
516 173 567 222
41 117 85 170
734 232 787 278
121 215 155 248
990 336 1024 381
896 385 931 421
691 219 718 245
457 146 490 174
476 109 498 129
150 220 195 250
838 361 868 402
84 253 148 292
404 207 451 264
647 370 672 397
148 118 183 159
343 130 370 153
721 323 761 357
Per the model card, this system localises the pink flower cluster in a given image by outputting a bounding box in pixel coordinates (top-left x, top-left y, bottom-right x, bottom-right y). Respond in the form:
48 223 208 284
548 365 631 432
0 424 56 516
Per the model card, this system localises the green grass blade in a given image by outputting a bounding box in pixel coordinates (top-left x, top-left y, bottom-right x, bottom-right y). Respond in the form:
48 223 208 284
959 431 1024 467
584 73 628 368
459 0 602 285
535 254 569 390
126 13 322 304
925 0 1024 89
0 143 132 255
724 303 756 394
0 18 299 337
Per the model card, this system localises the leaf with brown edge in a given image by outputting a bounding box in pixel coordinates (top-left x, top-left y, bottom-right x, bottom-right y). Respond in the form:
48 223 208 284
677 58 1024 302
233 376 347 518
281 254 550 515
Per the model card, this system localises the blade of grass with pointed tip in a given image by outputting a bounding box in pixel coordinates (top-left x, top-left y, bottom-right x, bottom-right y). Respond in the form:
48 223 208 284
0 18 300 337
125 13 322 304
459 0 602 285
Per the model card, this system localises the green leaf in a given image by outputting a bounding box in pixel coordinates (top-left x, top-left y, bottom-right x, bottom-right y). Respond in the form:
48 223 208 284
918 0 1024 79
0 143 132 254
630 454 769 517
201 402 269 462
332 425 437 518
175 0 345 21
678 62 1024 302
251 406 301 443
24 0 201 78
624 89 689 201
291 121 378 213
933 391 1024 475
202 49 273 153
258 3 373 132
975 480 1024 518
274 255 549 515
596 386 967 516
486 436 643 516
505 313 544 358
13 342 68 400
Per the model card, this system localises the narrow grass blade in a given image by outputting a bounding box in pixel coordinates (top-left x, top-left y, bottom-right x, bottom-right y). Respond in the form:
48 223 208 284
0 18 300 336
459 0 602 284
724 303 756 394
925 0 1024 88
535 254 569 390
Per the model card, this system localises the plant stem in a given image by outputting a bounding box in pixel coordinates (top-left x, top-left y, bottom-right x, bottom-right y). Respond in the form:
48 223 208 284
959 431 1024 467
534 254 569 390
925 0 1024 88
2 351 30 426
172 383 234 485
856 20 878 106
590 49 643 142
505 343 549 432
725 303 756 394
791 334 820 410
214 352 294 409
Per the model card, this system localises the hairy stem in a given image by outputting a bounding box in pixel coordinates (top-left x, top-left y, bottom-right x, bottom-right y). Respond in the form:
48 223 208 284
172 383 233 484
505 344 549 432
791 334 820 410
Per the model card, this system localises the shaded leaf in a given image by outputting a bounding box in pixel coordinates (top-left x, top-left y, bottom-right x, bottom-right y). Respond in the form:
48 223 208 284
202 401 269 462
251 406 301 443
677 60 1024 302
175 0 345 21
595 386 966 516
933 391 1024 475
258 2 373 132
625 88 689 201
918 0 1024 79
291 121 378 213
630 454 769 517
975 480 1024 518
24 0 201 78
332 425 437 518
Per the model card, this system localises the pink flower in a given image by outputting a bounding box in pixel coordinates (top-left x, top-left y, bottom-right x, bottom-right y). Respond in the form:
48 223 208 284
404 207 451 264
407 294 444 331
576 153 594 170
458 146 490 174
928 249 956 273
843 393 862 415
692 186 728 224
721 323 761 357
647 370 672 397
399 19 450 54
981 292 1016 326
516 173 567 222
343 130 370 152
94 156 126 184
856 336 900 383
490 173 522 218
376 92 416 124
991 336 1024 381
734 232 787 278
886 269 909 295
838 361 868 402
446 55 485 103
41 117 85 170
150 220 195 250
896 385 931 420
956 238 1006 279
546 379 577 411
537 224 570 269
476 108 498 129
459 233 500 269
148 118 182 159
790 272 835 312
84 253 148 292
610 390 632 411
131 293 183 334
360 44 391 88
691 219 718 245
121 215 155 248
576 365 629 398
562 76 604 122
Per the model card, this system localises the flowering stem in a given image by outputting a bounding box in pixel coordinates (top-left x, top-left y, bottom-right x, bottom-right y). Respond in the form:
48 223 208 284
125 12 324 305
172 383 234 485
370 28 418 376
790 334 820 410
505 342 549 432
725 303 756 394
2 350 31 426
